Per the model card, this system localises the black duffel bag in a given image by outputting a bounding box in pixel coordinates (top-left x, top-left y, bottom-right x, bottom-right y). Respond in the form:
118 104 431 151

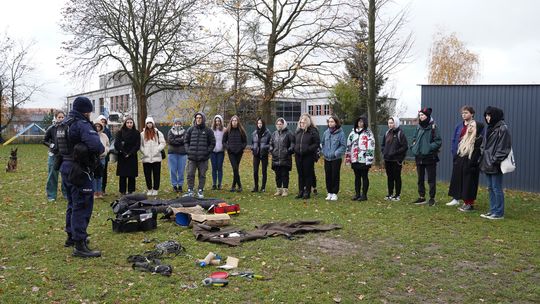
110 209 158 233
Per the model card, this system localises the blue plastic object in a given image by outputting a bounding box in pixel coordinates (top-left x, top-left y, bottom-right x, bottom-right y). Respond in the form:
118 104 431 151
175 213 191 226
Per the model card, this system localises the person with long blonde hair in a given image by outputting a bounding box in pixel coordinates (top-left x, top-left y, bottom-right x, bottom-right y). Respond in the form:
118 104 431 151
447 105 476 206
294 113 320 199
448 118 484 212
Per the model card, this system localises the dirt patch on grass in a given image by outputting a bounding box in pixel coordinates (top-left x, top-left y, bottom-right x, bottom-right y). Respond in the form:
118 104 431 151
305 236 360 257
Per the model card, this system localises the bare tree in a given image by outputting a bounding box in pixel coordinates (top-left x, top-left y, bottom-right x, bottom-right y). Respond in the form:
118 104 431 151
242 0 352 122
350 0 413 165
60 0 219 128
219 0 253 118
0 35 41 143
428 32 480 84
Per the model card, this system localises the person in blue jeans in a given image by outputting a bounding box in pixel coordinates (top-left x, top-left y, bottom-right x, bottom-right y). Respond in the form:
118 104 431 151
321 115 346 201
210 115 225 190
93 121 110 199
43 111 67 202
167 118 188 193
480 106 512 220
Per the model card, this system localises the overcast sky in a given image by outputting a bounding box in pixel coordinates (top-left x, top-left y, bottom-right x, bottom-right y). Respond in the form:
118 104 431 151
2 0 539 117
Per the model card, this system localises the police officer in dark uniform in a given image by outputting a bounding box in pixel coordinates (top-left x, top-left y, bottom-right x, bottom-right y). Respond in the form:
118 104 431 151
58 96 104 258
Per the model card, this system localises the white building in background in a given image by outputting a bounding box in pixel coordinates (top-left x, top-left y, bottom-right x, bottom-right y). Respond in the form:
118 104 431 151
66 72 191 126
67 72 338 126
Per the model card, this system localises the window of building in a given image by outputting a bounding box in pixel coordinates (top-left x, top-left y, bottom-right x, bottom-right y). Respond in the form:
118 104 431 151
99 98 104 114
110 97 114 112
324 104 331 115
91 100 95 112
124 94 130 112
308 105 314 116
316 105 321 116
275 101 302 122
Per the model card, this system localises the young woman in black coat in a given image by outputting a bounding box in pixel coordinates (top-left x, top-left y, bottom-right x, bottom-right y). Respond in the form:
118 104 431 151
114 118 140 194
294 113 320 199
381 116 408 201
448 120 484 212
270 117 295 197
223 115 247 192
251 118 271 192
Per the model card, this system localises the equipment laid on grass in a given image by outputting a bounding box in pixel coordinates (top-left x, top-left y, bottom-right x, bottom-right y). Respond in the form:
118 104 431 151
202 277 228 287
127 240 184 276
110 209 157 233
209 203 240 215
195 252 221 267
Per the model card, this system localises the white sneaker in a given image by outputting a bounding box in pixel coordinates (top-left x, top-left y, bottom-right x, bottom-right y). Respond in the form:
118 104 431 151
153 190 158 196
446 199 459 206
325 193 332 200
330 194 338 201
146 190 153 196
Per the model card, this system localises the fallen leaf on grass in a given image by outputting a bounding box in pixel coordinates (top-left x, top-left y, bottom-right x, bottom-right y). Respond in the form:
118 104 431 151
357 294 365 300
32 286 39 292
333 296 341 303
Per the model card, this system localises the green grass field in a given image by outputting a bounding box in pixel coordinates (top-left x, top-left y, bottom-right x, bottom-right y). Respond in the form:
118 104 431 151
0 144 538 303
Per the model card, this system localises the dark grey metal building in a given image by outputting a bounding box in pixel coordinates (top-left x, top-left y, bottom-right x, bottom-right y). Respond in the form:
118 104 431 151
421 84 540 193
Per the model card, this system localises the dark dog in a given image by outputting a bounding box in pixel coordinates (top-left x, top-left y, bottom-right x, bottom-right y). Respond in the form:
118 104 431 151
6 147 17 172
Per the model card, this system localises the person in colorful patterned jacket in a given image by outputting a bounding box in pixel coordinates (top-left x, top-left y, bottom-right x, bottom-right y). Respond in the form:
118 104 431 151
345 116 375 201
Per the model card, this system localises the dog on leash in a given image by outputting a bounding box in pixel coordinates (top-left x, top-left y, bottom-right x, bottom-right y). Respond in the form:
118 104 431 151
6 147 17 172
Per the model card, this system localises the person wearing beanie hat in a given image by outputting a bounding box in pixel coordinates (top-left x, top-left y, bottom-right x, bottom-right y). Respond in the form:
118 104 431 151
140 117 166 196
58 95 104 258
269 117 295 197
73 96 94 114
479 106 512 220
210 115 225 190
167 118 187 193
183 112 216 198
410 107 442 206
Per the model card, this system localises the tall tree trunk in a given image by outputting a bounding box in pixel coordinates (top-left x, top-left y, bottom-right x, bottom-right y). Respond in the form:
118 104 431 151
233 7 241 113
262 82 273 123
0 86 4 143
367 0 380 166
135 87 148 131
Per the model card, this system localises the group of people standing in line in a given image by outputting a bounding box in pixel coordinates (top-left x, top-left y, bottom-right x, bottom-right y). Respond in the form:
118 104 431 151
44 97 512 258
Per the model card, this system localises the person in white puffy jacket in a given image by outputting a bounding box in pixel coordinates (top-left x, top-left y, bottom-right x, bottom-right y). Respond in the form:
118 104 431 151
140 117 166 196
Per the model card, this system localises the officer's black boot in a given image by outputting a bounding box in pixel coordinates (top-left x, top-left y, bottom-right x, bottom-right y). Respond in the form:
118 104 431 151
73 240 101 258
64 234 75 247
